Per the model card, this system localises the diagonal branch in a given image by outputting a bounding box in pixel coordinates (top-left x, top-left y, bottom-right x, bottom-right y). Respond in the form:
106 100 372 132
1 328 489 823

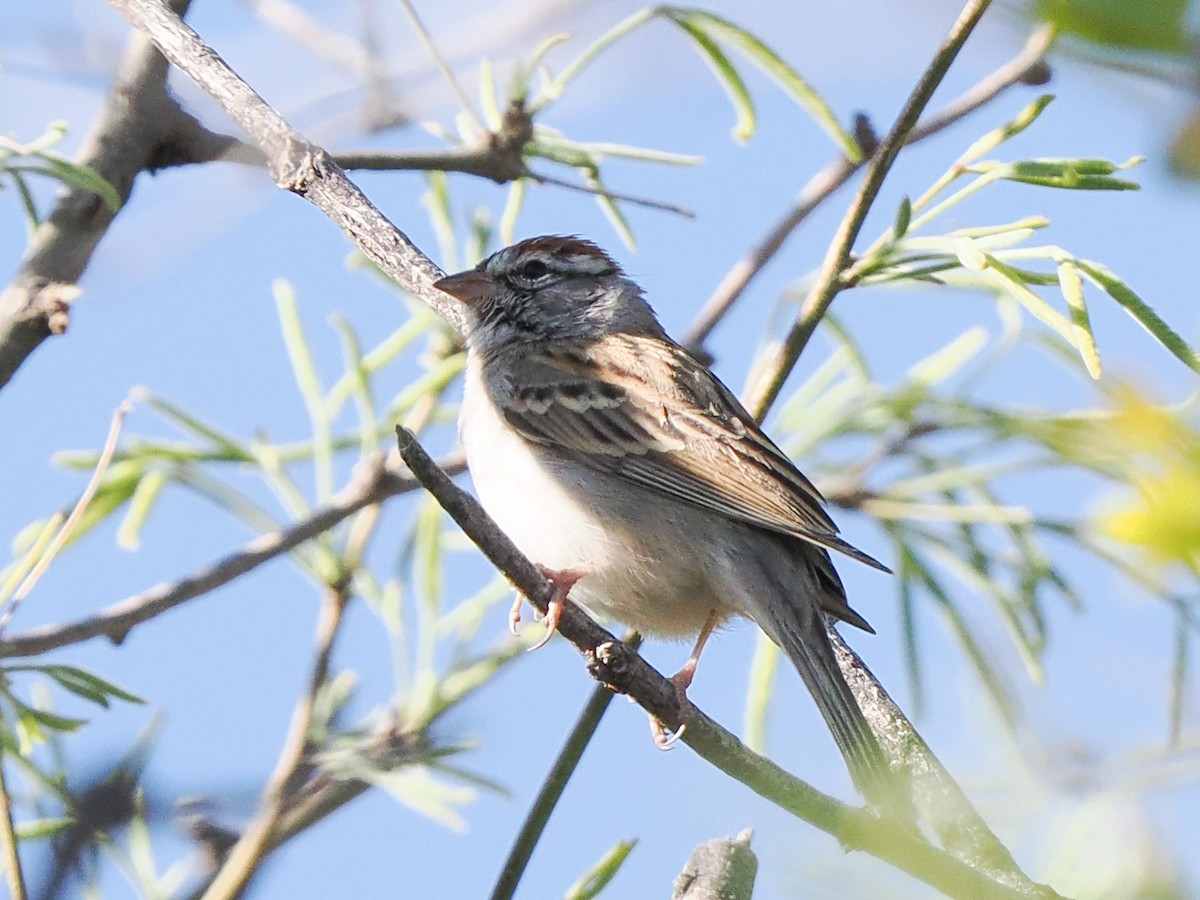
745 0 999 417
394 427 1059 899
0 455 463 659
94 4 1057 896
106 0 467 334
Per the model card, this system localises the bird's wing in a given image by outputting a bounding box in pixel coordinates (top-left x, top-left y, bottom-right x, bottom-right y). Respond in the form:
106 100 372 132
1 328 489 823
490 334 889 573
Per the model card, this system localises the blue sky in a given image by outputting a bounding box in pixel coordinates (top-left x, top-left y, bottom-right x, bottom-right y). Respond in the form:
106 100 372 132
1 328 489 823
3 1 1199 897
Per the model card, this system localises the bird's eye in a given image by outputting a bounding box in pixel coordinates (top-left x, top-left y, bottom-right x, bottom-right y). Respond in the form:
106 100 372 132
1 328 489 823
517 258 549 281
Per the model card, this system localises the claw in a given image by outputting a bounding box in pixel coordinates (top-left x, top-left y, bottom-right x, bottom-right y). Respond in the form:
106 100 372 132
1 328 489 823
647 610 720 751
527 593 564 652
516 565 584 652
652 718 687 750
508 594 524 636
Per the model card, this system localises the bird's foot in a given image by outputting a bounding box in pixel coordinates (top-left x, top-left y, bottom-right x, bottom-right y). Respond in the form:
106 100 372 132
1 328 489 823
650 664 697 750
511 565 585 652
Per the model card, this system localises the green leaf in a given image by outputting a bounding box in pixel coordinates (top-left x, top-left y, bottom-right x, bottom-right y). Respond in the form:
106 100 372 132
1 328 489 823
2 514 63 606
668 8 860 158
894 196 912 239
14 698 88 736
1076 260 1200 373
117 468 167 551
62 460 146 550
983 254 1083 358
478 57 502 131
530 9 656 112
10 169 41 228
1036 0 1190 53
424 171 457 273
275 280 333 504
15 817 74 841
900 543 1018 727
1055 257 1102 378
499 178 526 246
362 764 474 832
565 839 638 900
663 11 756 142
331 316 379 457
10 156 121 211
325 308 439 415
956 96 1056 168
589 172 636 250
142 392 252 460
973 157 1142 190
430 643 525 722
907 327 989 385
9 664 145 708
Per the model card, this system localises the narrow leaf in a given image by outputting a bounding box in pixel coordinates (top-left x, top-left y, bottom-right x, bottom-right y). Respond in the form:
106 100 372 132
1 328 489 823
565 839 638 900
1077 259 1200 373
675 8 860 158
1056 257 1102 378
275 280 333 503
664 12 756 142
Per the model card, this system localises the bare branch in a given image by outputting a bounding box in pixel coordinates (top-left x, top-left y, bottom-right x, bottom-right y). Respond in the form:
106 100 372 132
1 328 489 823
0 455 464 659
394 427 1058 899
104 0 473 335
201 582 349 900
0 0 197 390
683 24 1055 355
491 635 638 900
745 0 999 417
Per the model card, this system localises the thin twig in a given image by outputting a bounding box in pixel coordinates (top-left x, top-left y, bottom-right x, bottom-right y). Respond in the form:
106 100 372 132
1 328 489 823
201 582 349 900
394 427 1056 899
683 23 1054 354
396 0 486 136
237 0 373 77
490 633 640 900
745 0 998 418
0 752 29 900
0 455 464 659
0 399 133 635
529 171 695 217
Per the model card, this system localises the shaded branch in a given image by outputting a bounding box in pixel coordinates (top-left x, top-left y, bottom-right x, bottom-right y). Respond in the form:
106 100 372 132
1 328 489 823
0 455 464 659
491 636 638 900
683 24 1055 355
394 427 1058 900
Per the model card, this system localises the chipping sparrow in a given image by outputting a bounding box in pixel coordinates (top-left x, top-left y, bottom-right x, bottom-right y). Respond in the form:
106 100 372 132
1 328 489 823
435 236 892 802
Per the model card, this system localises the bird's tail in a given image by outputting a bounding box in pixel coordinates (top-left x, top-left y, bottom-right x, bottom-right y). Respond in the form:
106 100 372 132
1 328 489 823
759 573 896 809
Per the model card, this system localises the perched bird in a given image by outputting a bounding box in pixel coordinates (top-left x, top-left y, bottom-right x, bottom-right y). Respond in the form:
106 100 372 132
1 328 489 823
435 235 892 803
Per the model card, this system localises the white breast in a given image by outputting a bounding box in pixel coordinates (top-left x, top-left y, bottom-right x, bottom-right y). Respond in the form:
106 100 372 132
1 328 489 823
458 355 732 638
460 356 618 576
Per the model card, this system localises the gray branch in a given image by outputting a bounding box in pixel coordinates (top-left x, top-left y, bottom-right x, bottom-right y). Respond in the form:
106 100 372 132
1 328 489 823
672 830 758 900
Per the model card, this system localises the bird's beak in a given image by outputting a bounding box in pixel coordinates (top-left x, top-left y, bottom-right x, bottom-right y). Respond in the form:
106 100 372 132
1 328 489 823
433 269 494 306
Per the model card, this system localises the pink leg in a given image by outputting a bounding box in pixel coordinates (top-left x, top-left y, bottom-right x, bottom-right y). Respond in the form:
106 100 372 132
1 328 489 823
652 609 721 750
514 565 584 652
